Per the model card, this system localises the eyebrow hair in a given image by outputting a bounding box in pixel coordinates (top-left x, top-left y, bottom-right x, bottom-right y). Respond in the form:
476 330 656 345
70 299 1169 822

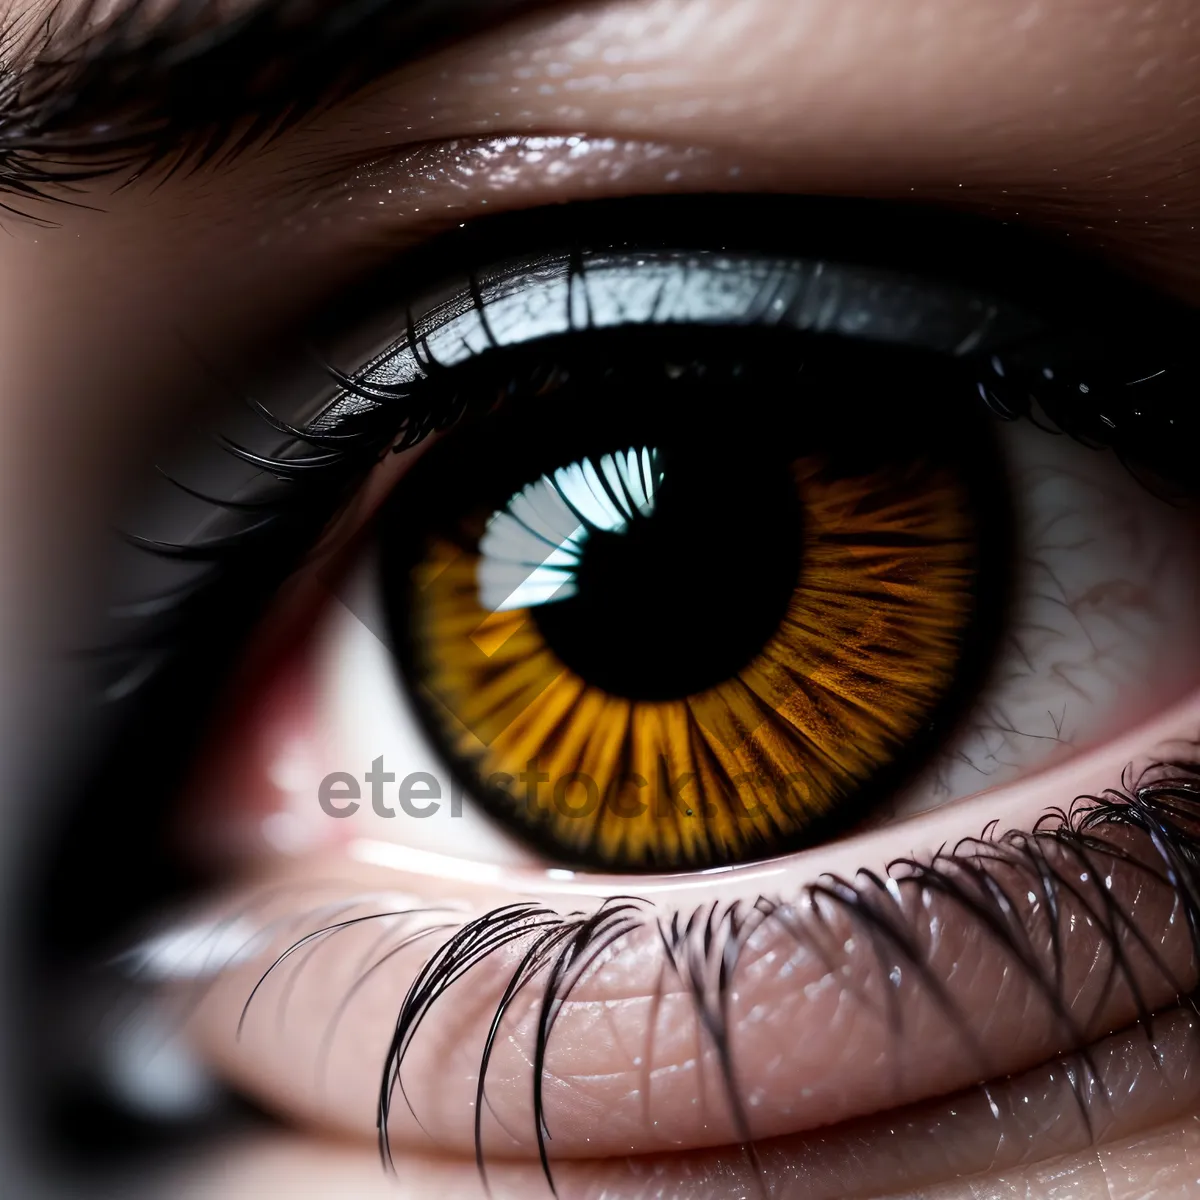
0 0 559 211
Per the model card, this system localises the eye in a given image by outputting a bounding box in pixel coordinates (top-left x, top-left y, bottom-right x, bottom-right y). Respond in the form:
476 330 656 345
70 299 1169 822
195 195 1200 875
127 195 1200 1187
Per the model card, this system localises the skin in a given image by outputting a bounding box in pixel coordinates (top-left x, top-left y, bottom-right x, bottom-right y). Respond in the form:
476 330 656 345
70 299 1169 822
3 0 1200 1195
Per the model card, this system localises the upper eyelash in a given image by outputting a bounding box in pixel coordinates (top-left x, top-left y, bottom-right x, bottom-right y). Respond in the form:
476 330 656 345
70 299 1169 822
317 210 1200 486
106 205 1200 704
229 760 1200 1197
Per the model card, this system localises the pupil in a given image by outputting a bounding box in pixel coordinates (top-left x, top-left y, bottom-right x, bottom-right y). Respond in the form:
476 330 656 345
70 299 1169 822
533 451 804 700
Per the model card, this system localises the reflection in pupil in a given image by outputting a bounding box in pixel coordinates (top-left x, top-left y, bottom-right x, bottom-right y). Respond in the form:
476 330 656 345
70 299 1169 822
527 450 804 700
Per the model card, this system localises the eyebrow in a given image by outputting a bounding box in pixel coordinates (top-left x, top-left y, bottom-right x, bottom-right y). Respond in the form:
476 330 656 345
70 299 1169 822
0 0 559 210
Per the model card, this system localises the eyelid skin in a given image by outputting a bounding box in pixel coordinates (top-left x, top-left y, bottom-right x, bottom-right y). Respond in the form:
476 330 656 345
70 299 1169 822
266 0 1200 299
179 731 1200 1167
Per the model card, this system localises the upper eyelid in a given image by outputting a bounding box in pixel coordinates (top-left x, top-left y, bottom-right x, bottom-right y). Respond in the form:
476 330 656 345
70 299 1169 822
272 130 1200 305
113 193 1200 543
301 199 1199 479
111 195 1200 664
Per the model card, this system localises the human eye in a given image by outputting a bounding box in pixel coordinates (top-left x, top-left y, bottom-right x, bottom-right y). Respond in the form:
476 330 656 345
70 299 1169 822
109 191 1200 1197
240 196 1200 876
11 2 1200 1199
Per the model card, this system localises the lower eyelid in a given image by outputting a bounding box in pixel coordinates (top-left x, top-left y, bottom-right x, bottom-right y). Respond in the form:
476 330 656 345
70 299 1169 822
180 773 1195 1166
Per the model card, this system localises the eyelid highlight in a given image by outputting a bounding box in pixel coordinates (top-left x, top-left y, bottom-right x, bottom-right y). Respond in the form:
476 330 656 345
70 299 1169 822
327 247 1038 401
297 203 1200 515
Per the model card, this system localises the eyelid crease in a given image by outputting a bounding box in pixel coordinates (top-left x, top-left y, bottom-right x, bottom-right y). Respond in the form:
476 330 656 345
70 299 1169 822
272 130 1200 306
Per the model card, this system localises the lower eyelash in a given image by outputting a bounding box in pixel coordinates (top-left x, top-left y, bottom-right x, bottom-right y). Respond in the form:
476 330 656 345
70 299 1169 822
228 759 1195 1194
207 759 1200 1191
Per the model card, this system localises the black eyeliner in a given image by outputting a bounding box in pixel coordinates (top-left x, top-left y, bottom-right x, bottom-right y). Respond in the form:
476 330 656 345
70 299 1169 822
308 196 1200 496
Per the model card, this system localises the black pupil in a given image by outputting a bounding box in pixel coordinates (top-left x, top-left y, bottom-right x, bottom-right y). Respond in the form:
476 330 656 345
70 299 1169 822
532 448 804 700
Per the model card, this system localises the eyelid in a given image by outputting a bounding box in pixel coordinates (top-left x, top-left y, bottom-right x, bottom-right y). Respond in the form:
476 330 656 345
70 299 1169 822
180 758 1200 1168
339 249 1038 388
298 200 1198 502
283 130 1200 305
257 0 1200 299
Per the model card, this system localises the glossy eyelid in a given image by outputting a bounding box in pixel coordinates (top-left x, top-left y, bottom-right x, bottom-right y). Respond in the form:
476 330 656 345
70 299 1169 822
298 200 1198 498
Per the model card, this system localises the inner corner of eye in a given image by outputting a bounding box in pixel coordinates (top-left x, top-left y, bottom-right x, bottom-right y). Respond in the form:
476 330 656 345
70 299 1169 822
324 318 1200 876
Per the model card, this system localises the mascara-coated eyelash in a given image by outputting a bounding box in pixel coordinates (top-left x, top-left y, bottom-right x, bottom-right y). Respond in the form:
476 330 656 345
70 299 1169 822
306 196 1200 491
96 195 1200 720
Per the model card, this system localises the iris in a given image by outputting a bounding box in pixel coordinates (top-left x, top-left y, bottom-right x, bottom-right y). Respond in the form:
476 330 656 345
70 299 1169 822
380 330 1008 868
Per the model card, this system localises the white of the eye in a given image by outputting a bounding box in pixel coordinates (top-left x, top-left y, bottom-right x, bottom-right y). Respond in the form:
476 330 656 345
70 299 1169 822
309 554 541 865
477 447 662 613
893 421 1200 814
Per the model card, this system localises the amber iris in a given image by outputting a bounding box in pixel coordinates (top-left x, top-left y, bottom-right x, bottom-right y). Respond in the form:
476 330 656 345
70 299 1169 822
378 335 1004 870
394 445 994 868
